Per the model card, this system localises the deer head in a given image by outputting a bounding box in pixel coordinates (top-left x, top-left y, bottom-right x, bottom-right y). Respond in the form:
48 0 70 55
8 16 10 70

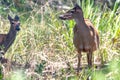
8 15 20 31
59 4 83 20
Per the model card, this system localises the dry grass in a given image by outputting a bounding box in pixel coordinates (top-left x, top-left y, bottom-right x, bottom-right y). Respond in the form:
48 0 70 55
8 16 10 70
0 0 120 80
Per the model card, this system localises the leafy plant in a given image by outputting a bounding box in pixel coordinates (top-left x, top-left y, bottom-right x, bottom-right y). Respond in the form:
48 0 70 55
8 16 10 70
34 61 46 74
0 65 3 80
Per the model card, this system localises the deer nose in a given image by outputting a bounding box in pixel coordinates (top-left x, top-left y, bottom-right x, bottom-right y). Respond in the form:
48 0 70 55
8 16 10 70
16 26 20 31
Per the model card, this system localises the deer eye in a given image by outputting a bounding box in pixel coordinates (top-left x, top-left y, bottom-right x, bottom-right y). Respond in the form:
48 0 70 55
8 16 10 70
70 10 75 13
12 22 14 24
11 22 15 24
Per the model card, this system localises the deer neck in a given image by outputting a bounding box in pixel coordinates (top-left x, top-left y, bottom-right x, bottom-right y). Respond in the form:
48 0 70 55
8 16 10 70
3 26 17 52
74 14 87 29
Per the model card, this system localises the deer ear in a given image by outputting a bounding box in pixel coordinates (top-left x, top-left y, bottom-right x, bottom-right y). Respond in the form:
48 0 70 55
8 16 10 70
14 15 19 20
74 3 82 10
74 3 79 7
8 15 13 21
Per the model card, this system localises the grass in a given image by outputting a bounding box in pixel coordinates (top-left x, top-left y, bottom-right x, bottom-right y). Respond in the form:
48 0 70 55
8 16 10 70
0 0 120 80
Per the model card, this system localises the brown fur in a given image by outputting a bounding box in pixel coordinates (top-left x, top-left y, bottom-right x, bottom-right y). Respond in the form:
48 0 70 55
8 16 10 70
73 19 99 52
0 34 6 43
0 15 20 63
59 4 99 73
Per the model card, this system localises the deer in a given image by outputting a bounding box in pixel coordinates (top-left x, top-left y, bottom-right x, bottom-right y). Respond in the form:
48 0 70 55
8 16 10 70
0 15 20 63
59 4 99 73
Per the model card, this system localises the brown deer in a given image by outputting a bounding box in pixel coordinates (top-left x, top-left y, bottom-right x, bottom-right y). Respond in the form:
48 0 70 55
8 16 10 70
59 4 99 73
0 15 20 63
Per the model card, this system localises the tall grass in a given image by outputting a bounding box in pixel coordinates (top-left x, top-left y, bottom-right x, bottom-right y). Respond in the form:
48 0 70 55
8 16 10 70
0 0 120 80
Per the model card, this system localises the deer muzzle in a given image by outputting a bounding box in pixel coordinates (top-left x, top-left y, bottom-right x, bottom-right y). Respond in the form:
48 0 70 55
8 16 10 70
59 15 67 20
16 25 20 31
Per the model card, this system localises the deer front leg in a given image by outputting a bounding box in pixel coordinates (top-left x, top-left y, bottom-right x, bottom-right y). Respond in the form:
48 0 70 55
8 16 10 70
87 51 92 68
77 50 82 73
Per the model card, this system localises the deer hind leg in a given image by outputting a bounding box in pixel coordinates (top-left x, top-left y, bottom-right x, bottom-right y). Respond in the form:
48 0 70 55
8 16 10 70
77 50 82 73
87 50 92 68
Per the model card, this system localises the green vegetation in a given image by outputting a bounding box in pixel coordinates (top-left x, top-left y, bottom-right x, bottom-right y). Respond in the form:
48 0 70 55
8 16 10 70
0 0 120 80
